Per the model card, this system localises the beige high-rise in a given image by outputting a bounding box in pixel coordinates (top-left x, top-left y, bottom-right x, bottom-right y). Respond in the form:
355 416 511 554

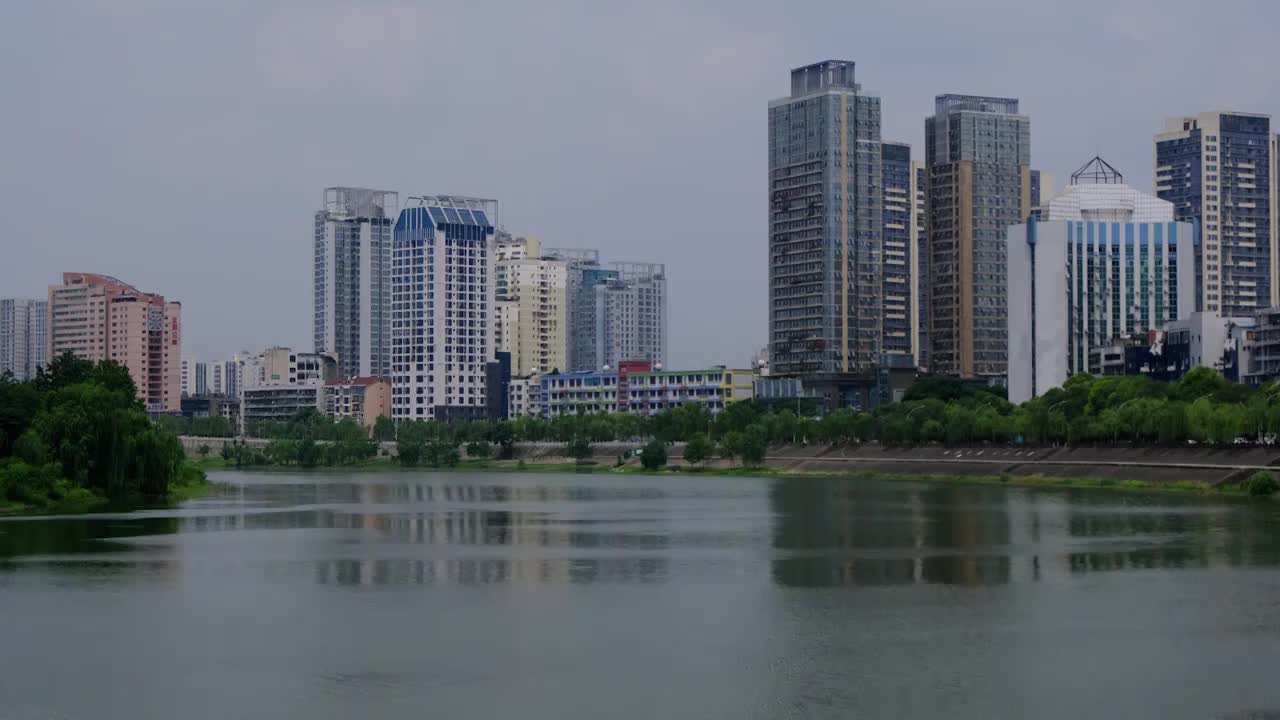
495 235 569 376
48 272 181 413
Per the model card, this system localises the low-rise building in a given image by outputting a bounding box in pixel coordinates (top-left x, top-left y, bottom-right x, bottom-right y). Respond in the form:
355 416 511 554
239 346 337 430
508 376 539 418
539 364 753 418
1235 309 1280 384
241 385 324 429
324 376 391 430
1087 312 1236 382
541 369 618 417
624 368 754 416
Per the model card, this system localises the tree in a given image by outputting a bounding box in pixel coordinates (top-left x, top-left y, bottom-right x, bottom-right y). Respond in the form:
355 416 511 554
640 440 667 470
466 439 493 459
397 421 431 466
90 360 138 398
1171 367 1228 403
34 352 94 393
372 415 396 442
683 434 710 466
565 435 592 461
426 439 460 468
0 380 40 457
739 429 767 467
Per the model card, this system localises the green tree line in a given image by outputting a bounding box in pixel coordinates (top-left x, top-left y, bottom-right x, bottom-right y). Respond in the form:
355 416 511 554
220 411 381 469
213 367 1280 473
0 353 201 509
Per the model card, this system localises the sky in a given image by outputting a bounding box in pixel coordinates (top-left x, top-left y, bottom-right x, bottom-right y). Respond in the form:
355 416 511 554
3 0 1279 368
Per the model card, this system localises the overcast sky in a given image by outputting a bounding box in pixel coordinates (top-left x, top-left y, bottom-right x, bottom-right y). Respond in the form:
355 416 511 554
3 0 1278 367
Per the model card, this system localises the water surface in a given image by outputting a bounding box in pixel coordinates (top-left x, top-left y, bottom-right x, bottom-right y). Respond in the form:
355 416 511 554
2 471 1280 718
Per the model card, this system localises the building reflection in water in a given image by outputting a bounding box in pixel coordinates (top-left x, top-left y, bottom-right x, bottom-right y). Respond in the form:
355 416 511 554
770 479 1013 588
198 479 674 588
768 477 1280 589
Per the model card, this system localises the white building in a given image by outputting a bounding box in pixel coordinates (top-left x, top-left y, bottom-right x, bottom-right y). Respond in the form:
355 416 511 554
595 262 667 369
180 353 196 397
314 187 398 379
0 298 48 381
1008 158 1196 403
207 360 227 396
540 365 753 418
391 196 496 421
507 376 539 418
238 347 337 429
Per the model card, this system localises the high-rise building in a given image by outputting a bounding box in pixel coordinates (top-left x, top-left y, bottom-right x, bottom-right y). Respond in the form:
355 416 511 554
595 262 667 369
180 353 196 397
926 94 1032 379
912 161 929 369
881 142 921 364
208 360 225 395
769 60 883 376
314 187 399 379
1155 112 1276 314
1007 158 1195 403
391 196 496 421
194 362 208 396
494 235 569 376
206 358 239 398
1029 169 1055 218
546 248 618 372
48 273 181 412
0 298 48 381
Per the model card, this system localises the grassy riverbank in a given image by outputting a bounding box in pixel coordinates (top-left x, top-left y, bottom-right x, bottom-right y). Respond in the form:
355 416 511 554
196 455 1263 498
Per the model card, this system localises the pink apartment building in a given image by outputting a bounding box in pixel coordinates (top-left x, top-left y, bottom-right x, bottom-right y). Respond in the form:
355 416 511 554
48 272 182 413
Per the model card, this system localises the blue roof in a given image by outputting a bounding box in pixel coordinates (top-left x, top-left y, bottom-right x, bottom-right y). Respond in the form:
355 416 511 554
394 205 495 233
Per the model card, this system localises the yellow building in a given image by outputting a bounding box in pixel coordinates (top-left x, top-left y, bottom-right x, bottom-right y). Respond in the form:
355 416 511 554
495 235 568 376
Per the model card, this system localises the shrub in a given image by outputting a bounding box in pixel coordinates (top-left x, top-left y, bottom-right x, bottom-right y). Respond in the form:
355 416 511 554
1247 471 1279 498
640 440 667 471
0 459 64 506
197 444 211 458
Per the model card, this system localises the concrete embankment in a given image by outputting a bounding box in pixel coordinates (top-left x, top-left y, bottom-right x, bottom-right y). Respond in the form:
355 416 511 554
181 436 1280 485
755 445 1280 485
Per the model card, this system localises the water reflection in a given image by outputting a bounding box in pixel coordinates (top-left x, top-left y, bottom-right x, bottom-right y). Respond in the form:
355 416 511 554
768 477 1280 588
0 515 180 559
315 556 667 587
5 474 1280 593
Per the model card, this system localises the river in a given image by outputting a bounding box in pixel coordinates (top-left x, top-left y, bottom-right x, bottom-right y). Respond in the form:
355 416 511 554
2 470 1279 718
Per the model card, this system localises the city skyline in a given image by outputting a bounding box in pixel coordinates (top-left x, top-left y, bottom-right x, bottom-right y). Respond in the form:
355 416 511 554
3 1 1279 367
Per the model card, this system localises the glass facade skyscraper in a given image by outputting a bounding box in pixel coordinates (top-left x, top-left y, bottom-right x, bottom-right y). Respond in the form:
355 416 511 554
1155 112 1277 315
314 187 398 380
769 60 883 376
925 94 1031 379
